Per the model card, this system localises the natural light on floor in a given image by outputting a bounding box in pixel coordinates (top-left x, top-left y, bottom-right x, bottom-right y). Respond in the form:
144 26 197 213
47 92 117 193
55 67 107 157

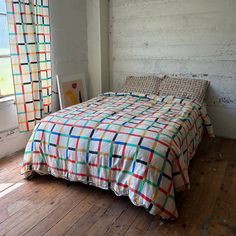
0 183 24 198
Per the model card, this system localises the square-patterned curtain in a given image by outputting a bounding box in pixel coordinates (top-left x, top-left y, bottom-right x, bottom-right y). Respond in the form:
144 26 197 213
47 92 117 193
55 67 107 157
6 0 52 131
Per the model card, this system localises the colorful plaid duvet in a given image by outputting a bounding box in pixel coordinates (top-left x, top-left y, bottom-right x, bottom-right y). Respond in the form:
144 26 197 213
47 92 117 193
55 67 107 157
22 92 214 219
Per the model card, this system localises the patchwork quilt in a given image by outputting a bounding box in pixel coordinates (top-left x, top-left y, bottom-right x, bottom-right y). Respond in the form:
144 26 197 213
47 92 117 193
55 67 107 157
22 92 214 219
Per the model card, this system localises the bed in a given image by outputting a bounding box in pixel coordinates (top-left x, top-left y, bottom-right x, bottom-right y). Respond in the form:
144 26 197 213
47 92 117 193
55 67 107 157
22 83 214 220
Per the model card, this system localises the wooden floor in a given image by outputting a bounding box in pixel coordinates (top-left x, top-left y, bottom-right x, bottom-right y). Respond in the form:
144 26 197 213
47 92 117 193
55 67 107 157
0 137 236 236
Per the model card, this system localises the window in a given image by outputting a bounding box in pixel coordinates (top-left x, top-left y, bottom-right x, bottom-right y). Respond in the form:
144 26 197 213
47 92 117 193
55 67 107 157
0 0 14 97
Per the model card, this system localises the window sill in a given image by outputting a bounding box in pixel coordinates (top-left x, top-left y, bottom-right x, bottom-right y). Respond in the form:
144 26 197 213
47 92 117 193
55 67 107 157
0 95 15 104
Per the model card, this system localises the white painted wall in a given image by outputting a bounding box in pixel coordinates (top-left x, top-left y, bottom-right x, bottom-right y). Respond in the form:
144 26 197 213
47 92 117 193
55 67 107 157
100 0 110 94
87 0 109 98
109 0 236 139
50 0 88 111
0 0 88 158
87 0 102 98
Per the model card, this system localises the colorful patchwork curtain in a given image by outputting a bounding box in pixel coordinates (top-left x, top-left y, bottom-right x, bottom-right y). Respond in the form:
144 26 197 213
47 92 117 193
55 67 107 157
6 0 51 131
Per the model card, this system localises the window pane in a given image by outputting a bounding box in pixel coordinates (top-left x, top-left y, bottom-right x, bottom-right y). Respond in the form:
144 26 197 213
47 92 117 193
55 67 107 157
0 0 6 13
0 14 10 55
0 57 14 96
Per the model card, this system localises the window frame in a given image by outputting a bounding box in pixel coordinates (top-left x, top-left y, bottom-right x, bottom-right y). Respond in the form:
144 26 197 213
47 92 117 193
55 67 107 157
0 8 14 99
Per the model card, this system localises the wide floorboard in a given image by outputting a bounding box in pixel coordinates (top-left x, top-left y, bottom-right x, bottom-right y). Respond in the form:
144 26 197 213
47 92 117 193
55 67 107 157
0 137 236 236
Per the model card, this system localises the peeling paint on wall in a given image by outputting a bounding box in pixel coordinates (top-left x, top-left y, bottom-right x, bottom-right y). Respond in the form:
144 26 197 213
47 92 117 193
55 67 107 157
0 99 30 159
0 125 30 159
0 128 18 143
218 97 235 105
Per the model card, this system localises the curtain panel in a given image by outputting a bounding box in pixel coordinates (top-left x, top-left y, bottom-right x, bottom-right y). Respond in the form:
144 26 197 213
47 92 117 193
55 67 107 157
6 0 52 131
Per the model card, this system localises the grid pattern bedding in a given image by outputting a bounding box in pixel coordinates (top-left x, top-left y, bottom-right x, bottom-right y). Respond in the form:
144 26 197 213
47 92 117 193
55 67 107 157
21 92 214 219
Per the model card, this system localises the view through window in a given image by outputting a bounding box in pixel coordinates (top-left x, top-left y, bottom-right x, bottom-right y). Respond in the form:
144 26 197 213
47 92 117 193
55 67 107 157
0 0 14 97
